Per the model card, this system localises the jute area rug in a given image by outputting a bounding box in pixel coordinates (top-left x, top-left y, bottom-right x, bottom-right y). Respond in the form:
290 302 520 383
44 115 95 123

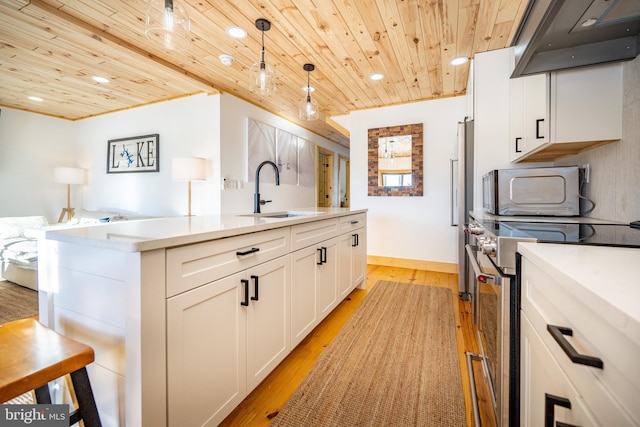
0 280 38 325
271 280 467 427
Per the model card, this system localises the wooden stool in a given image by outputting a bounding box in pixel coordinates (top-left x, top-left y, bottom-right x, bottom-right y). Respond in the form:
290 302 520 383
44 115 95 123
0 318 102 427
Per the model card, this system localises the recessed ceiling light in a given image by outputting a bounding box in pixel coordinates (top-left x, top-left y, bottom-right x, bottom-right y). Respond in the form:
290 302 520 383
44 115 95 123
27 96 43 102
226 25 247 39
301 85 316 93
91 75 110 83
369 73 384 81
219 54 234 66
581 18 598 27
450 56 468 66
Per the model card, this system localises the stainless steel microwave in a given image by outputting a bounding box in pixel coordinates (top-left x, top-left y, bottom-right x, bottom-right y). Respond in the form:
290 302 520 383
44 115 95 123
482 166 581 216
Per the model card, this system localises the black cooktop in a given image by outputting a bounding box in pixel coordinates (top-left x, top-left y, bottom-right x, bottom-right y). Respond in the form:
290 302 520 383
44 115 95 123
501 221 640 248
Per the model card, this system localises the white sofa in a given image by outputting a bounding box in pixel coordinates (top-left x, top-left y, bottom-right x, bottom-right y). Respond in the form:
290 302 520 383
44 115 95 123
0 216 48 290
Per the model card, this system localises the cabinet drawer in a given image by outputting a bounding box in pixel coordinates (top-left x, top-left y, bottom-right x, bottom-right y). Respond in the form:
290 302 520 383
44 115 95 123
291 218 339 251
338 213 366 234
521 258 640 425
166 228 290 297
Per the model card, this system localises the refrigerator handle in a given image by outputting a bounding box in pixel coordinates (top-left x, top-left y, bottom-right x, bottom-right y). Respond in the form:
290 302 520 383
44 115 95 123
450 158 459 226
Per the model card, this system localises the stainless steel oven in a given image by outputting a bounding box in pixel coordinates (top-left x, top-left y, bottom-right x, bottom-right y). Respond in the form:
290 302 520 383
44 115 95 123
465 234 518 427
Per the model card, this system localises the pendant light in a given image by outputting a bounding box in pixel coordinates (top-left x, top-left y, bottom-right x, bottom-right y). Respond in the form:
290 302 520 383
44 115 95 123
298 63 319 121
145 0 190 51
250 19 276 95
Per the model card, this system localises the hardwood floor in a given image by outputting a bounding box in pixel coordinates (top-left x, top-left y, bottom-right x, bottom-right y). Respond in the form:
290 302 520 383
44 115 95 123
220 265 495 426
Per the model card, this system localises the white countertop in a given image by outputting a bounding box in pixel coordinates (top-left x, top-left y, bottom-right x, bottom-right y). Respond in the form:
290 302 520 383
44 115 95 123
517 242 640 329
44 207 366 252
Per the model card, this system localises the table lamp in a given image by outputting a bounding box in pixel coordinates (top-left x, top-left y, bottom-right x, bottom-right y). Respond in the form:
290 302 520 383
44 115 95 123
172 157 206 216
54 167 85 223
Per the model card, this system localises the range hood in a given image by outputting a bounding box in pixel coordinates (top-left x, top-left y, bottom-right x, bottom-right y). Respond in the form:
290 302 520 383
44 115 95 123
511 0 640 77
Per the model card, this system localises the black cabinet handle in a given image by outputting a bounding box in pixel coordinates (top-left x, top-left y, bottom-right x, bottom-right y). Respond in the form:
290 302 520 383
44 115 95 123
236 247 260 256
547 325 603 369
515 137 522 153
317 248 323 265
352 233 358 247
240 279 249 306
250 275 259 301
350 220 359 225
322 247 327 264
536 118 545 139
545 393 575 427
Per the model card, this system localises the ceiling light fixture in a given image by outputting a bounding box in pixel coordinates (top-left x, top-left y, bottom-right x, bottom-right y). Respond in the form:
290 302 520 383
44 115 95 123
301 85 316 93
250 18 276 96
219 54 234 66
451 56 469 66
27 96 43 102
369 72 384 81
91 75 110 84
226 25 247 39
145 0 191 51
298 63 319 121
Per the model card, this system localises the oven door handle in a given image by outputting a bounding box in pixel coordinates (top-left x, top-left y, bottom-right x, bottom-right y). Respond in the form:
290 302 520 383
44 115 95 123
465 244 499 285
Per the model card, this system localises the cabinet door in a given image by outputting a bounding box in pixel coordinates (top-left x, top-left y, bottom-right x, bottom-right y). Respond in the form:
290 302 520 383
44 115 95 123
510 73 550 162
351 229 366 288
337 232 354 299
317 237 338 318
167 272 247 427
246 256 291 391
521 313 598 427
290 244 319 347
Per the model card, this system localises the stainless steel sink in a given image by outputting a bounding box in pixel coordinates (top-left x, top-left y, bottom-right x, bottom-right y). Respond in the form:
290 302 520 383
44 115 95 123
239 211 322 218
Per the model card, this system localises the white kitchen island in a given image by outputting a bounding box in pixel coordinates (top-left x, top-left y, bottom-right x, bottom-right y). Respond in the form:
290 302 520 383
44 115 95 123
38 208 367 427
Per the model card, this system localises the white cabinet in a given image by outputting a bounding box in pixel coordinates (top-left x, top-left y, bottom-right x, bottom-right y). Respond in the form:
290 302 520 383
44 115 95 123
509 73 549 162
338 228 365 299
509 62 623 163
167 271 247 427
290 237 339 348
167 256 290 427
521 312 598 427
519 248 640 427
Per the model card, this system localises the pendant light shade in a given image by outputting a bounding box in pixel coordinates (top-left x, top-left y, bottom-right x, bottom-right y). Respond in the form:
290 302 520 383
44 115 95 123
250 19 276 95
299 64 319 121
145 0 190 51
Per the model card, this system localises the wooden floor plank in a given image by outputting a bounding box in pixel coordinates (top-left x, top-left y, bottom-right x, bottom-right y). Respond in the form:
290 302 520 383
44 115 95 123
220 265 494 426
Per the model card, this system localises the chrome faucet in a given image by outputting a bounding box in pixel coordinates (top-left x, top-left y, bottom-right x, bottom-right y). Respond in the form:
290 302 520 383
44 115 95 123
254 160 280 213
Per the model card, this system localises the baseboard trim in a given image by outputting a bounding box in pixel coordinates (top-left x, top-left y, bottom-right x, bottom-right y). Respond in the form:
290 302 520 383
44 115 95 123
367 255 457 274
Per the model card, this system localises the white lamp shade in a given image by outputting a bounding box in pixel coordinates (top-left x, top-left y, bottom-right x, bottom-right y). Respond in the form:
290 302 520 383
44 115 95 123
172 157 206 181
54 167 85 185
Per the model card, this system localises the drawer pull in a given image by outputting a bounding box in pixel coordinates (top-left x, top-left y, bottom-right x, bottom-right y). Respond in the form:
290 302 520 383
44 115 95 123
547 325 604 369
251 275 259 301
350 220 359 225
544 393 577 427
240 279 249 306
236 247 260 256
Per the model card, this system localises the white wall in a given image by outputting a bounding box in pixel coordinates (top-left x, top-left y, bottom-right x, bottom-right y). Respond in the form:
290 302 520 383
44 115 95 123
75 93 220 217
1 93 348 221
219 94 349 214
350 96 467 265
0 108 75 222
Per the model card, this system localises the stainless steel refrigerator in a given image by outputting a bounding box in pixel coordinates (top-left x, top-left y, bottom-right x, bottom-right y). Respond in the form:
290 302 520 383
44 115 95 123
453 118 474 299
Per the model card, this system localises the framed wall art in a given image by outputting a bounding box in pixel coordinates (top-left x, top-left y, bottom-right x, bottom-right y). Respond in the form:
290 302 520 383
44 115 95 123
107 134 159 173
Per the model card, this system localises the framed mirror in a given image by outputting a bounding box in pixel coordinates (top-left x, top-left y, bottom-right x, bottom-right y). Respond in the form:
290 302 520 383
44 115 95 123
368 123 423 196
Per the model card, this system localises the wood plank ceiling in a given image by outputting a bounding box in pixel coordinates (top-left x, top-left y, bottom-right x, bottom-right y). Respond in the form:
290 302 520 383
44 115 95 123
0 0 529 147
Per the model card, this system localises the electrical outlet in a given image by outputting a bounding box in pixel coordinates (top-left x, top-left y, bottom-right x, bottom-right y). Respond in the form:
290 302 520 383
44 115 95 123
582 164 590 183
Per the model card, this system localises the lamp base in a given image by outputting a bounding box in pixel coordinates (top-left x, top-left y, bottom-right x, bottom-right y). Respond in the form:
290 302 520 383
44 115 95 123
58 207 75 223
